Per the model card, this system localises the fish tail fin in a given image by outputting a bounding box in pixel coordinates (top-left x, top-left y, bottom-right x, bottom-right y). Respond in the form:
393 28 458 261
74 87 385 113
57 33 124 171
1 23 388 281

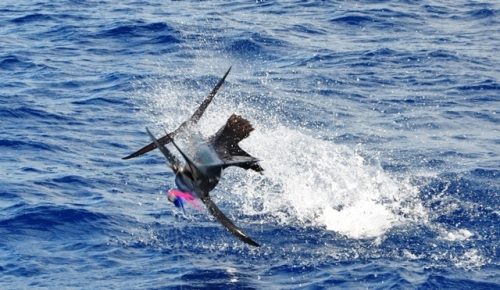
210 114 263 173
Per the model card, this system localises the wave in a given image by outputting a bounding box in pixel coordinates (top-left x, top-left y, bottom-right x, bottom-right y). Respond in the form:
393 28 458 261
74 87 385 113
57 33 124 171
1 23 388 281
0 139 57 152
10 13 54 24
0 205 108 238
329 9 420 30
97 21 181 45
456 79 499 91
466 8 495 20
72 97 132 107
224 32 287 59
0 107 73 122
0 55 36 71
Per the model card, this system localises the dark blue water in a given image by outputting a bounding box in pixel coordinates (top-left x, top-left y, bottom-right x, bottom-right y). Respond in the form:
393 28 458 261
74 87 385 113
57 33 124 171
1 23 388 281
1 1 499 288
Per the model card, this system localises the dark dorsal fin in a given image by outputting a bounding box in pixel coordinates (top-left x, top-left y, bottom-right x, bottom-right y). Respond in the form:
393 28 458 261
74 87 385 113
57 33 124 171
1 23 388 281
209 114 264 173
123 67 232 160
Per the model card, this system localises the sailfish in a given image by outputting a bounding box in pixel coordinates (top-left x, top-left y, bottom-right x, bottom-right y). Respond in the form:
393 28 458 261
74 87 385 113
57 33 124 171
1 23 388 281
123 66 262 173
124 67 263 246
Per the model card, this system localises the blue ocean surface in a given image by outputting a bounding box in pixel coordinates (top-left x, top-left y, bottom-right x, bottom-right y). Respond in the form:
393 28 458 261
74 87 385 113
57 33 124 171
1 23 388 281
1 0 499 288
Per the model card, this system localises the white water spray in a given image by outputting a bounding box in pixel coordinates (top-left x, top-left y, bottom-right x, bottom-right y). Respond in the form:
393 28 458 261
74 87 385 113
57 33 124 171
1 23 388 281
133 70 427 240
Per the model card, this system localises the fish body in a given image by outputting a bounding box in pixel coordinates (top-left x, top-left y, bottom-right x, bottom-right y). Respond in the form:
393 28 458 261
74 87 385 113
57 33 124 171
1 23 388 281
126 67 262 247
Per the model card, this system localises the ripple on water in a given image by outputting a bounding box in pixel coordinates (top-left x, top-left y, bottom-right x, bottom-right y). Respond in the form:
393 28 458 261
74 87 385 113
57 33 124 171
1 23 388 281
0 0 499 288
10 13 55 24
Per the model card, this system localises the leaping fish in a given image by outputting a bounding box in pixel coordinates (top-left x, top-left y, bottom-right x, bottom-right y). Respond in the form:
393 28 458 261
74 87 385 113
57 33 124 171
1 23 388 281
123 67 263 173
146 122 261 247
125 68 262 246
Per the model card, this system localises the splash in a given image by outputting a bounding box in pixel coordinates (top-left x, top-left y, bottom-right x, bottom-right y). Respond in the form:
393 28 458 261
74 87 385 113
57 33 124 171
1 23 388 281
133 69 427 240
227 125 426 239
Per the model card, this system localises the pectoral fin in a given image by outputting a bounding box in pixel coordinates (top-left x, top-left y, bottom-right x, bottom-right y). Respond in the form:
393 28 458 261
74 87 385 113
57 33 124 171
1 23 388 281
201 195 260 247
145 127 181 171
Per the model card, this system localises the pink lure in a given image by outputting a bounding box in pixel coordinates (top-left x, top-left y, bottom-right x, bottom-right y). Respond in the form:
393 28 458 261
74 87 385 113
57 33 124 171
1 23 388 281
168 189 201 210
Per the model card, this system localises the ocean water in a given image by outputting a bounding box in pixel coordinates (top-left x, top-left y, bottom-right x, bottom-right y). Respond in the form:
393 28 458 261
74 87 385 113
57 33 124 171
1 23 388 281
0 0 499 289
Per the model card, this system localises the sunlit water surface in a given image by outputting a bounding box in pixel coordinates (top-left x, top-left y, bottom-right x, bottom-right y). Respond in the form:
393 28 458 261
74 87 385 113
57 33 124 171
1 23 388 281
0 1 498 288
